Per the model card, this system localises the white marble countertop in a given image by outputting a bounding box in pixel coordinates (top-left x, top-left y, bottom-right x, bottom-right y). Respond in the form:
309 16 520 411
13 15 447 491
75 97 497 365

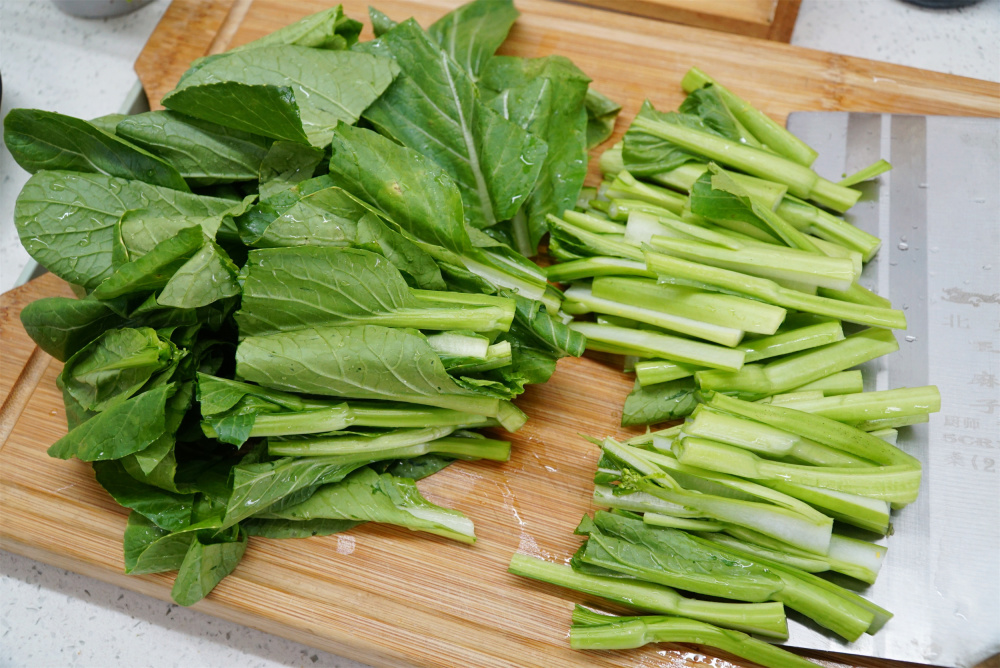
1 1 998 666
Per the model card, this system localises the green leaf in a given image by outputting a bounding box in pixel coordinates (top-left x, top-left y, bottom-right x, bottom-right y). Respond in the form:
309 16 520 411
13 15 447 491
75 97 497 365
507 294 586 357
582 511 783 602
123 512 195 574
264 466 475 543
361 19 546 228
116 111 272 186
168 46 399 147
157 240 241 308
236 325 504 418
59 327 174 412
257 140 325 199
93 458 195 531
116 194 254 260
20 297 125 362
3 109 190 191
369 7 398 37
171 530 247 606
89 113 129 135
223 454 371 527
584 88 622 149
13 171 242 289
162 82 310 144
48 383 177 461
678 85 746 145
621 377 699 427
92 226 206 300
327 123 474 255
427 0 519 80
197 373 305 415
236 247 511 336
481 55 590 249
623 101 716 177
229 6 362 52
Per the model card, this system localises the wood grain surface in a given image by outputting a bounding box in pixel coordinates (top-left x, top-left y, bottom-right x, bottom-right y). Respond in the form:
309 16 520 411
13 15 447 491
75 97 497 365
567 0 802 42
3 1 1000 667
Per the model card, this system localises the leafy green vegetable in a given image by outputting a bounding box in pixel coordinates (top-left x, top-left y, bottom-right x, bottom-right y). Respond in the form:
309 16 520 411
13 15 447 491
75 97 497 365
13 171 241 289
427 0 519 81
621 378 699 426
157 240 241 308
168 46 400 147
263 466 476 543
236 324 521 426
481 56 590 251
48 383 177 461
116 111 272 186
584 88 622 148
20 297 125 362
162 82 310 144
229 5 362 52
236 247 514 336
171 530 248 606
257 140 325 199
4 109 190 191
568 606 816 668
60 327 174 412
360 19 546 229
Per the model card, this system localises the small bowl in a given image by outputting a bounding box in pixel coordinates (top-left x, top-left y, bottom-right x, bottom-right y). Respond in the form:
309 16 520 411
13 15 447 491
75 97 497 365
51 0 155 19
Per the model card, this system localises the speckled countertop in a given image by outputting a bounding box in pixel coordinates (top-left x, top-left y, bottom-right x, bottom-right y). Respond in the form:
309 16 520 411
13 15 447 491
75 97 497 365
1 1 998 666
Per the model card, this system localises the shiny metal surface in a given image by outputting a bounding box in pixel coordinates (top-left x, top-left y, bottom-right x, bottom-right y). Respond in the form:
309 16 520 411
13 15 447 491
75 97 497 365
783 112 1000 668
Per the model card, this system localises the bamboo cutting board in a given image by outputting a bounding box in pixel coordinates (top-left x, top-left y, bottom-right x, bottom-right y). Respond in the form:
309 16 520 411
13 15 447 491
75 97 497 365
3 1 1000 667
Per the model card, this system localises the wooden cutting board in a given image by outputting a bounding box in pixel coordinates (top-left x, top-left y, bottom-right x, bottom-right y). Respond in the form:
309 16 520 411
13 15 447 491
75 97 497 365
3 1 999 667
566 0 802 42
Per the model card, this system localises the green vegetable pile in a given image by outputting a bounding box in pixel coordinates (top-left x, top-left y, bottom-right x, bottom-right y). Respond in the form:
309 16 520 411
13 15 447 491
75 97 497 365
508 66 942 664
4 0 617 606
543 69 923 426
510 388 938 666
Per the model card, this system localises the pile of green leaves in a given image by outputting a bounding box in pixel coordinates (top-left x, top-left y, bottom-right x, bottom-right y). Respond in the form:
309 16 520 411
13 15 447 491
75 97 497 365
4 1 620 605
509 388 937 664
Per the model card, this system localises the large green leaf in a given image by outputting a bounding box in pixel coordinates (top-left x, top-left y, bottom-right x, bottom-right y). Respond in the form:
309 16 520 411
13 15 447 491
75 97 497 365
162 82 310 144
481 55 590 249
264 466 475 543
13 171 244 289
427 0 519 80
361 19 546 228
20 297 125 362
48 383 177 461
236 324 504 417
4 109 190 191
116 111 272 186
168 46 399 147
236 247 509 336
327 123 472 254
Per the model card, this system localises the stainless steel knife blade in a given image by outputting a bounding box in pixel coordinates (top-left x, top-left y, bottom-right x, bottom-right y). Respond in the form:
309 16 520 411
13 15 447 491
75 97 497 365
783 112 1000 668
